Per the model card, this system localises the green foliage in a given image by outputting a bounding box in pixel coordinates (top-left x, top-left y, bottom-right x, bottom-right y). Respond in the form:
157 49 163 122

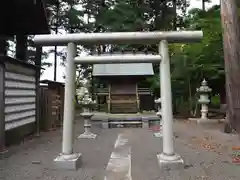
211 94 221 106
42 0 225 115
169 5 225 114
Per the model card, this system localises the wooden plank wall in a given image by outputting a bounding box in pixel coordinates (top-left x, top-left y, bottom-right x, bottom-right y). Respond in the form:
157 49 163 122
39 86 63 131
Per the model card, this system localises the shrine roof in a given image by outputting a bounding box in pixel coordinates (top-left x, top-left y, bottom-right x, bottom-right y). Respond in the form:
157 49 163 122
92 63 154 76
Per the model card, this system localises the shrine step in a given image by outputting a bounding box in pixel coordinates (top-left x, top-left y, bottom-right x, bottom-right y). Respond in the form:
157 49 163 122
108 117 142 128
108 121 142 128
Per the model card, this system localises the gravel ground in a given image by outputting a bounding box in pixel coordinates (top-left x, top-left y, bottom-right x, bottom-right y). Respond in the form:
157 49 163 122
0 120 120 180
1 119 240 180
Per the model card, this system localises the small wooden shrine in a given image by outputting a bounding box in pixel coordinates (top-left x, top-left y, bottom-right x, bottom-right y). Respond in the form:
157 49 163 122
93 62 155 114
39 80 65 131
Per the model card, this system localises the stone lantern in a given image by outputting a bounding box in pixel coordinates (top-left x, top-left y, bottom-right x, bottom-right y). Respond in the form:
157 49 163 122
77 79 97 139
196 79 212 123
155 98 162 117
154 98 162 137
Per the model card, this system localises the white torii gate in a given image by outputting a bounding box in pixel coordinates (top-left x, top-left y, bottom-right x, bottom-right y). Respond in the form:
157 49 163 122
33 31 203 170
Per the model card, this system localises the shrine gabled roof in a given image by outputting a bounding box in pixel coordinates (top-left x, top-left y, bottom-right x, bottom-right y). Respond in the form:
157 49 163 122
92 63 154 76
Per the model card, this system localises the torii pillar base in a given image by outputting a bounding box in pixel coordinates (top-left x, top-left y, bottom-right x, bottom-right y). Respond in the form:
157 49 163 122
157 153 184 170
54 153 82 170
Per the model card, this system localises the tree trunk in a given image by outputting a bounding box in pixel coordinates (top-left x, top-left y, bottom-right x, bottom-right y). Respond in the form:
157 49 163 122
202 0 205 11
54 1 60 81
172 0 177 30
220 0 240 133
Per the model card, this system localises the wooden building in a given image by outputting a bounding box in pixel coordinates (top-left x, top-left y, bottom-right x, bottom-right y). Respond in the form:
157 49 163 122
39 80 65 131
0 0 50 152
93 62 155 114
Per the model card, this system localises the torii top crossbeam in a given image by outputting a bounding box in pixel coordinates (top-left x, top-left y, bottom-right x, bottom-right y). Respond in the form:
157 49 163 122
33 31 203 46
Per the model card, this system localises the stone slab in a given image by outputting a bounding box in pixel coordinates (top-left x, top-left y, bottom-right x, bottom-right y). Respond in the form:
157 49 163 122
125 117 142 121
101 122 109 129
92 113 159 122
142 121 149 128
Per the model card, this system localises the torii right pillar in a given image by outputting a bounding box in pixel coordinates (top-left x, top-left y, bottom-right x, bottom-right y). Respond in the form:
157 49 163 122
157 40 184 170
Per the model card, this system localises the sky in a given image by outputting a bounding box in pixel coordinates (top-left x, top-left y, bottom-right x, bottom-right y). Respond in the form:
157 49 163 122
40 0 220 83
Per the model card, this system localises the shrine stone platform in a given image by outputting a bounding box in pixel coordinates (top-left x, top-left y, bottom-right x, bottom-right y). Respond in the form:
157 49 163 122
90 112 160 128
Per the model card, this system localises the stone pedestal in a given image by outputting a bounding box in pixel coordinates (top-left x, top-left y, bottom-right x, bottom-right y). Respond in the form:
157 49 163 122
78 112 97 139
101 122 109 129
154 132 162 137
154 111 162 137
78 132 97 139
141 117 149 128
142 121 149 128
101 116 109 129
188 117 220 124
54 153 82 170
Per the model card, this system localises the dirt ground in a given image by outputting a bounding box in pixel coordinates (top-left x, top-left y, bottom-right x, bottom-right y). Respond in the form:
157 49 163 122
0 119 240 180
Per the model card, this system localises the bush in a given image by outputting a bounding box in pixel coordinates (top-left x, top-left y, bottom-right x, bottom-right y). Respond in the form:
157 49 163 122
211 94 221 107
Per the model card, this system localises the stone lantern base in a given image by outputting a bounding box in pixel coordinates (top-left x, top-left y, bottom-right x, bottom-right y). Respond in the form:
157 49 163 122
78 132 97 139
78 112 97 139
154 111 163 138
188 117 220 124
154 132 163 137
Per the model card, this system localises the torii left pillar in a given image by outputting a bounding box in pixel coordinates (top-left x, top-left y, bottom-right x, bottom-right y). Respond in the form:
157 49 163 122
54 43 82 170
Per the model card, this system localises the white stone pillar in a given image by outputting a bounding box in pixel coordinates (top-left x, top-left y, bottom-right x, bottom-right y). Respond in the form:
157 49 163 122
157 40 184 169
159 40 174 155
62 42 76 154
54 43 82 170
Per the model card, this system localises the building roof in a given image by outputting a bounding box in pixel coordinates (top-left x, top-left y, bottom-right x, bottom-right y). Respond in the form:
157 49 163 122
0 55 37 69
92 63 154 76
0 0 50 35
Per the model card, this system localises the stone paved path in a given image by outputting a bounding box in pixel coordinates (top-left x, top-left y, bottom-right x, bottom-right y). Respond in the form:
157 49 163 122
1 120 240 180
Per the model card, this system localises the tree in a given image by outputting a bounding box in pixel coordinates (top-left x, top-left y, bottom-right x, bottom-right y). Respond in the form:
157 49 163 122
197 0 211 11
167 5 226 115
220 0 240 133
46 0 84 81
